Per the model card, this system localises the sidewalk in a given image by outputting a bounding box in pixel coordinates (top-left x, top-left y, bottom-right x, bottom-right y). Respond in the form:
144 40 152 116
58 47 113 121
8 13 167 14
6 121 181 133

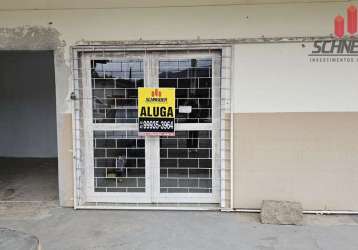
0 203 358 250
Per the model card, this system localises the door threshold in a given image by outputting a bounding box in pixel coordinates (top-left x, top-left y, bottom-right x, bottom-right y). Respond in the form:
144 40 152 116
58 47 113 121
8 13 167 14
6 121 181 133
76 202 220 211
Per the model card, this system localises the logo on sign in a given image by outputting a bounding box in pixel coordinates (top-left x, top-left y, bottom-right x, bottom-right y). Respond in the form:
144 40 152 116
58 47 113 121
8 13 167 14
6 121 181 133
138 88 176 136
151 89 162 97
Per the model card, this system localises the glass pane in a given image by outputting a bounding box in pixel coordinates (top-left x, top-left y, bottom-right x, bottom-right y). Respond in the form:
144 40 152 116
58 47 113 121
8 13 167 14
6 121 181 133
93 130 145 193
92 60 144 124
159 59 212 124
160 130 212 193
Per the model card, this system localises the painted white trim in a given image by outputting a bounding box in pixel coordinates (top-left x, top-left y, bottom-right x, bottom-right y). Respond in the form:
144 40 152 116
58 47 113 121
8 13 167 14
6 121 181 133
151 51 221 204
76 205 221 211
234 209 358 215
71 49 79 209
229 45 235 210
73 44 231 209
84 53 152 203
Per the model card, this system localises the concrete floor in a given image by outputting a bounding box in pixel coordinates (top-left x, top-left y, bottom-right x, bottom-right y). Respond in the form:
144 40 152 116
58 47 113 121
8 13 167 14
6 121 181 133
0 203 358 250
1 158 358 250
0 158 58 202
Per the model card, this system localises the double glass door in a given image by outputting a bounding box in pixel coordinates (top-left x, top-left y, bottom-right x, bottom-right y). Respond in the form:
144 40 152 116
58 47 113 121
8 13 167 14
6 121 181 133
82 51 221 204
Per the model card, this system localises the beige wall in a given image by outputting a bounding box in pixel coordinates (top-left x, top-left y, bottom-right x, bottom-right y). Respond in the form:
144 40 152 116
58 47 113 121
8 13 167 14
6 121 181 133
234 113 358 211
0 0 346 10
1 2 356 44
60 113 74 206
1 1 358 208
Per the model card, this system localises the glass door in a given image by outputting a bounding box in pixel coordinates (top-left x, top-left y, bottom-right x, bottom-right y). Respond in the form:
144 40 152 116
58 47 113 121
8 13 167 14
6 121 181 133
152 51 221 203
82 50 221 204
83 52 152 203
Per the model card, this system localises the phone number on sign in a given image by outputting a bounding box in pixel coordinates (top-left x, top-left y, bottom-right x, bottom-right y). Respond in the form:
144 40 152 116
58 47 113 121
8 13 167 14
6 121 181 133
139 120 174 130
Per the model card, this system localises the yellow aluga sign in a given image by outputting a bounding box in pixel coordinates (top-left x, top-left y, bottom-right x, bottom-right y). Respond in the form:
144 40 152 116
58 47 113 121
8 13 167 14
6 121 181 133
138 88 175 136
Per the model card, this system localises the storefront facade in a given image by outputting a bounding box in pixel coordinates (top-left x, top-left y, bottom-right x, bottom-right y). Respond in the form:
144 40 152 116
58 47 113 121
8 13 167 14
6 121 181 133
1 0 357 212
73 46 231 209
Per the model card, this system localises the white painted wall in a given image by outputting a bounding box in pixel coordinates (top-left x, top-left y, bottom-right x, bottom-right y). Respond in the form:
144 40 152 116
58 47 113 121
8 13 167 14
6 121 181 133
233 43 358 112
1 2 357 114
0 52 58 158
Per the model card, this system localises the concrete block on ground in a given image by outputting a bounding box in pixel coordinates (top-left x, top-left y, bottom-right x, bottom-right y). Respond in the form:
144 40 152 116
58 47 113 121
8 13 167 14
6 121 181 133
0 228 41 250
261 200 303 225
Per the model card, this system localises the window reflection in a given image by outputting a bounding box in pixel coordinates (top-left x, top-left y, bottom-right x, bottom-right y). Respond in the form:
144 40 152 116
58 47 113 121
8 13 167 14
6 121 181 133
91 60 143 124
159 59 212 123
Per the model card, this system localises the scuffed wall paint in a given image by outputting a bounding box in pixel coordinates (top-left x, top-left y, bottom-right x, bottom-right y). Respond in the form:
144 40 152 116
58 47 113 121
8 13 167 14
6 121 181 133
0 26 72 113
0 25 73 206
0 26 62 49
0 0 349 10
0 3 356 41
0 26 70 105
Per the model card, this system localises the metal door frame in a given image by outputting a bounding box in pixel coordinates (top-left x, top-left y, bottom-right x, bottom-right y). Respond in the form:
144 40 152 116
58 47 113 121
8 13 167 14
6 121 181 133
150 51 221 203
82 52 152 203
72 44 233 209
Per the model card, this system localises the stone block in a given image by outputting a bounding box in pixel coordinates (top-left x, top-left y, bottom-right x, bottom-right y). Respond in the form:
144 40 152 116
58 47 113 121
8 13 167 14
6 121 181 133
261 200 303 225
